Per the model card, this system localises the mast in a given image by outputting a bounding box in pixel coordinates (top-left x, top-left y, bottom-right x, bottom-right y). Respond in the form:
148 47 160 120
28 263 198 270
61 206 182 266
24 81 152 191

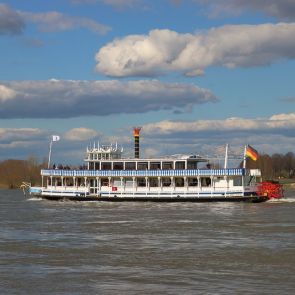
224 144 228 169
48 140 53 169
242 145 247 169
48 135 60 168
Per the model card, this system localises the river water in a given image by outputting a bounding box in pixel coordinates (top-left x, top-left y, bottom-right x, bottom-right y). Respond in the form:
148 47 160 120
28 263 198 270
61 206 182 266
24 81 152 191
0 189 294 294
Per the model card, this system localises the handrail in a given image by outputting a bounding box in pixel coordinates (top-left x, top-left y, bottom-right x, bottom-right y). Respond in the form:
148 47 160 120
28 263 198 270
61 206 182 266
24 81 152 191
41 168 246 177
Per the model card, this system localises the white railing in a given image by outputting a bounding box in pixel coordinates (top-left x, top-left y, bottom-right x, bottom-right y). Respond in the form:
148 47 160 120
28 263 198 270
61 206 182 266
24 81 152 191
41 168 246 177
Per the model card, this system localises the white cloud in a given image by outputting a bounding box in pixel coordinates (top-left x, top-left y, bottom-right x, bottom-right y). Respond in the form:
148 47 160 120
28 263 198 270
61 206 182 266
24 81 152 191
143 113 295 134
0 80 217 118
270 113 295 121
0 128 46 145
0 127 103 162
21 11 111 34
65 128 101 141
0 4 25 35
0 4 110 36
0 85 17 102
95 24 295 77
0 112 294 161
136 113 295 156
194 0 295 20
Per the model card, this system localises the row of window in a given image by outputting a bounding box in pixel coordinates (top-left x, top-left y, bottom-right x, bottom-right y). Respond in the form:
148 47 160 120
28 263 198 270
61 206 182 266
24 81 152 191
47 176 247 188
88 160 199 170
86 153 122 160
48 177 212 187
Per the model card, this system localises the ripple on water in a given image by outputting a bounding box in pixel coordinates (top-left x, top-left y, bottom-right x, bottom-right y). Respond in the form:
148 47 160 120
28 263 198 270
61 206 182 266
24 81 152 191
0 189 294 294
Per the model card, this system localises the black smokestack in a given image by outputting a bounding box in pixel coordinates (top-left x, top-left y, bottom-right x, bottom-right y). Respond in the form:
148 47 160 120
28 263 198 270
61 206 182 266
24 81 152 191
133 127 141 158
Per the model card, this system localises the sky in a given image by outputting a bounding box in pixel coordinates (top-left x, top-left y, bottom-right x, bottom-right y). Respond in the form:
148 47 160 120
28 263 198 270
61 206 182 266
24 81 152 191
0 0 295 164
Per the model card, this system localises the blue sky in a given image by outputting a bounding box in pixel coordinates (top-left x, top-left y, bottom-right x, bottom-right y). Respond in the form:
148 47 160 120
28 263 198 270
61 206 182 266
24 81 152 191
0 0 294 164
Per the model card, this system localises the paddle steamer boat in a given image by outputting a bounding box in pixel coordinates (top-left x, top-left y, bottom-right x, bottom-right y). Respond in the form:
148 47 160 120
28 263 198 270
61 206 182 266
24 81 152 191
24 128 283 202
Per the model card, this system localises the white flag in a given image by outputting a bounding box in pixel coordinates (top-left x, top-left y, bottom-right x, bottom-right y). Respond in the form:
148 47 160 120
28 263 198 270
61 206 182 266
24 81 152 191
52 135 60 142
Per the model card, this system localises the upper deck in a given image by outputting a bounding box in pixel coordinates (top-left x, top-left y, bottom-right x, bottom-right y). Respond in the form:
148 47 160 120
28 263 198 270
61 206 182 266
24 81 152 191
84 142 210 170
85 155 210 170
45 140 261 179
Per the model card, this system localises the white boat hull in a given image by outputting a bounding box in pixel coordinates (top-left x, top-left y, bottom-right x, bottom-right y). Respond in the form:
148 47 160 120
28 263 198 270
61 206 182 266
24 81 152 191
29 186 267 203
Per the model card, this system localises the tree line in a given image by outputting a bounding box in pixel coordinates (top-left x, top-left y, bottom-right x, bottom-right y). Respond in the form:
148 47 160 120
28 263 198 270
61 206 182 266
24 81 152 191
245 152 295 181
0 157 46 189
0 152 294 189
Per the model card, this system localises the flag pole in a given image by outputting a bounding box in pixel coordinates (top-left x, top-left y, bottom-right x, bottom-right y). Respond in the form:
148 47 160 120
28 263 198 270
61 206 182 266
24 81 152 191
224 144 228 169
48 139 53 169
243 145 247 169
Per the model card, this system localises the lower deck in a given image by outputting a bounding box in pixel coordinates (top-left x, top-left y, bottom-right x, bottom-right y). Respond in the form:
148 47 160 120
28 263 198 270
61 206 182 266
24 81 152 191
41 174 258 195
30 183 261 202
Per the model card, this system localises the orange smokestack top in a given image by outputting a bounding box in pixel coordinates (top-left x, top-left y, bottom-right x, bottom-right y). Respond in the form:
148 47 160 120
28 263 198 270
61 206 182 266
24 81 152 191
133 127 141 158
133 127 141 137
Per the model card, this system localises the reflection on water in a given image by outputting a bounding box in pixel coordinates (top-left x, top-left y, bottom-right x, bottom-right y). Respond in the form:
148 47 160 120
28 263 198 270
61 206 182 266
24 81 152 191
0 189 295 294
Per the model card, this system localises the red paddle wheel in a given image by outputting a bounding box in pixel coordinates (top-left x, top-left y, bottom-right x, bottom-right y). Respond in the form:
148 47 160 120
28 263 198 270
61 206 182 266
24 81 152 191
257 181 284 199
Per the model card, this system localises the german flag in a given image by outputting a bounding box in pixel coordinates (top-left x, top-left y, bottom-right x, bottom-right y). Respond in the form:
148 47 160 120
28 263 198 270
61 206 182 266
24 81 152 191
246 145 259 161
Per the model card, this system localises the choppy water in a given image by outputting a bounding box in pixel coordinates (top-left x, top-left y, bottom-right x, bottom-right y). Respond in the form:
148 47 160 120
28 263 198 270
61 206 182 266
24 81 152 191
0 189 295 295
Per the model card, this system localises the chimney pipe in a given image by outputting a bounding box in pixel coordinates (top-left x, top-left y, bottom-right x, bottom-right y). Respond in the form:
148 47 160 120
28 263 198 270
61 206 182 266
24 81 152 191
133 127 141 158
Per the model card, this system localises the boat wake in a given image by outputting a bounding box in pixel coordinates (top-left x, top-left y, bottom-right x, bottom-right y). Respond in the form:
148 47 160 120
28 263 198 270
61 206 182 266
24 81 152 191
27 197 43 201
268 197 295 203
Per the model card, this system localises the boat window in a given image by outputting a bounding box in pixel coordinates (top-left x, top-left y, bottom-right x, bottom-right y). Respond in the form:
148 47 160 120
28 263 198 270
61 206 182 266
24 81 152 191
94 162 100 170
188 178 198 186
101 162 112 170
137 177 146 187
101 154 110 160
201 177 211 187
113 178 121 186
234 177 243 186
113 162 124 170
125 162 136 170
175 177 184 187
149 177 159 187
65 178 74 186
175 161 185 169
150 162 161 170
162 162 173 170
76 178 82 186
162 177 171 187
125 178 133 187
101 178 109 186
89 179 96 187
187 161 198 169
137 162 148 170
